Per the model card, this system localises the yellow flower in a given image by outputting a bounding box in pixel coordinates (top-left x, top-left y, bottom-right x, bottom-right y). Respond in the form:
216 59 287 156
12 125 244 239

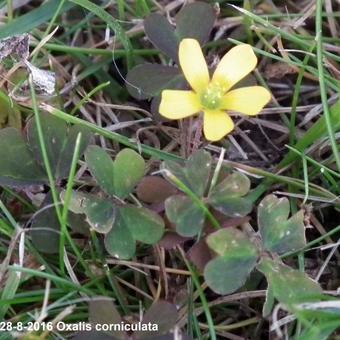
159 39 271 141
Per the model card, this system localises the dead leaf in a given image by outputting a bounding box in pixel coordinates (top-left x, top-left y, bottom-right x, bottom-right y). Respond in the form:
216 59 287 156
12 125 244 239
187 240 212 272
0 34 29 62
159 232 191 250
25 61 56 95
264 62 296 79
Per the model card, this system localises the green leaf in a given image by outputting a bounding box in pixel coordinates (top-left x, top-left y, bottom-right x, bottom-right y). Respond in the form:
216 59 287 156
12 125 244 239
206 228 258 258
85 146 116 195
120 206 164 244
61 191 115 234
144 14 178 61
204 256 257 295
165 195 205 237
104 206 164 259
68 213 90 236
27 113 91 180
56 125 92 178
113 149 145 199
30 207 60 254
126 64 182 100
135 301 178 339
204 228 258 294
258 194 306 254
0 128 46 187
258 258 322 306
30 193 60 254
208 172 252 217
89 298 125 339
298 325 339 340
164 150 212 197
143 2 215 61
175 1 216 44
85 147 145 199
85 199 116 234
105 212 136 260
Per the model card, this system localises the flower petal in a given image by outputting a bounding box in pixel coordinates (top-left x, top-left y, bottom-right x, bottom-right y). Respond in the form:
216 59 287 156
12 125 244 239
179 39 210 93
159 90 201 119
212 44 257 92
203 110 234 141
221 86 271 116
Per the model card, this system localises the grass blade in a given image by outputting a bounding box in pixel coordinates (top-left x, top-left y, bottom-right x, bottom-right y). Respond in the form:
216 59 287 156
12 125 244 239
0 0 74 39
68 0 133 66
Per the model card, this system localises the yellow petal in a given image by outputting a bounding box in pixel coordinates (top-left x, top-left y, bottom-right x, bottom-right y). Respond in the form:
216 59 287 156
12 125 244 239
159 90 201 119
221 86 271 116
212 44 257 92
179 39 210 93
203 110 234 141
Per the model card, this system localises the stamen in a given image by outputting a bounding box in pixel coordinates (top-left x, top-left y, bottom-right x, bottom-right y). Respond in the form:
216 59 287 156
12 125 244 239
200 82 225 110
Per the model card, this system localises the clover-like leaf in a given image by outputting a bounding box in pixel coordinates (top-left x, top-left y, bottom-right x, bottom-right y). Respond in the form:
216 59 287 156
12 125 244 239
84 146 116 195
163 150 212 197
258 258 322 307
27 112 91 180
85 146 145 199
119 206 164 245
134 301 178 339
175 2 216 44
105 206 164 259
105 212 136 260
204 257 257 296
61 190 115 234
68 213 90 236
204 228 258 295
0 128 46 187
89 298 125 339
206 228 258 257
143 2 216 61
208 172 252 217
165 195 205 237
30 203 60 254
84 198 116 234
31 191 96 253
113 149 145 199
258 195 306 254
126 64 182 100
144 14 178 61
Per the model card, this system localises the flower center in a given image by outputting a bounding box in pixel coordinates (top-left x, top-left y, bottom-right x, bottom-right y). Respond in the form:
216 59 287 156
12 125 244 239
200 82 225 110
